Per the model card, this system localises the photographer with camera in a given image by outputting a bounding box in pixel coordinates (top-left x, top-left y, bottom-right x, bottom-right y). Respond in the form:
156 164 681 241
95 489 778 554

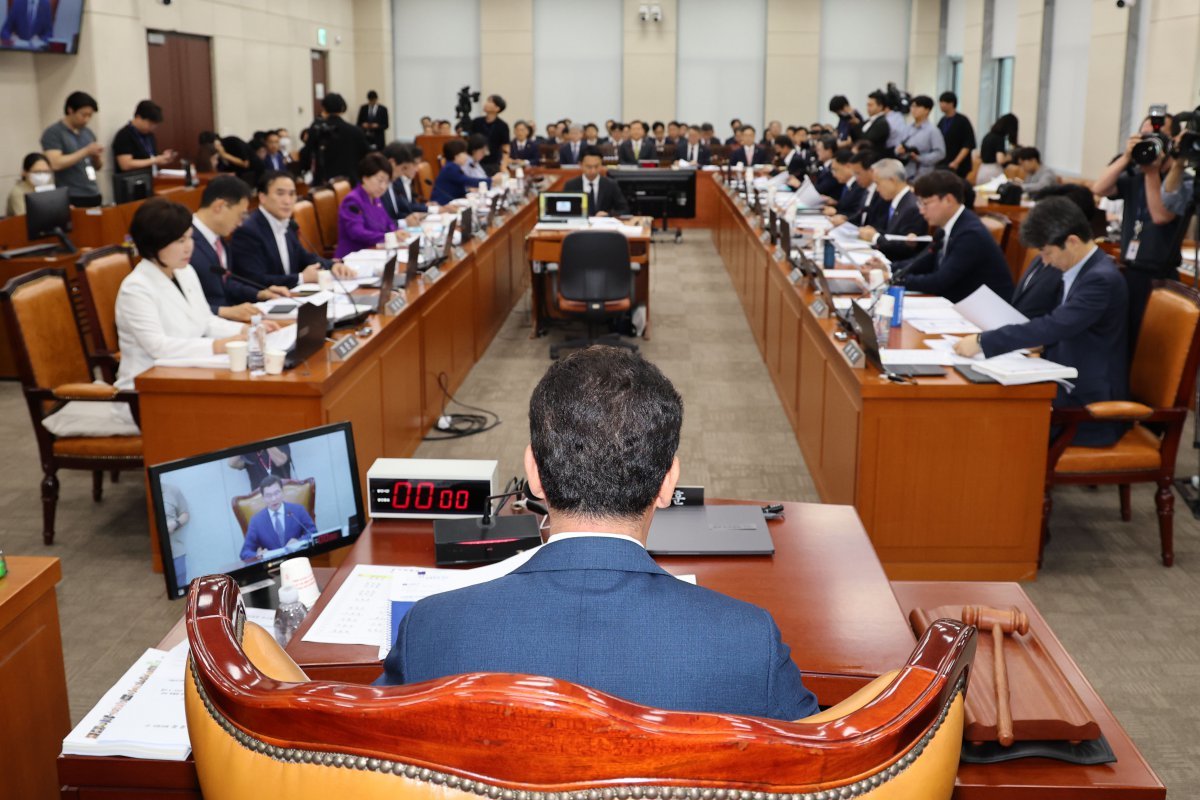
895 95 945 179
1093 111 1189 348
303 93 369 186
829 95 861 148
468 93 511 177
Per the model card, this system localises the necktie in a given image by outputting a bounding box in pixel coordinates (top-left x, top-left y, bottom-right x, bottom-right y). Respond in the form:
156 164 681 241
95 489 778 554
587 181 596 212
690 145 696 162
573 143 578 160
213 237 226 270
273 510 284 539
887 204 895 224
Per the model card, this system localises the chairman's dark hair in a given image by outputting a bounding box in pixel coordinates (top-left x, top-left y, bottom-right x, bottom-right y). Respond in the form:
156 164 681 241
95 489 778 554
443 139 468 160
321 93 347 114
939 91 958 106
129 198 193 263
1015 146 1041 163
201 174 254 208
255 170 294 195
529 347 682 520
912 94 934 110
1019 196 1093 249
133 100 163 123
913 169 965 203
579 145 603 161
259 474 284 493
64 91 98 115
22 152 48 172
828 95 849 113
358 152 391 180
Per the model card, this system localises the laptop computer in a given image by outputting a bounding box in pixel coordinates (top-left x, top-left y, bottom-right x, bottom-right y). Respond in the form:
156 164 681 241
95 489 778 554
646 505 774 556
283 301 328 369
537 192 588 228
374 255 397 315
851 302 947 377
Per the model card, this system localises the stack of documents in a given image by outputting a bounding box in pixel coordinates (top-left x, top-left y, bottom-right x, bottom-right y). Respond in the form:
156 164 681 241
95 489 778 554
62 642 192 761
974 354 1077 386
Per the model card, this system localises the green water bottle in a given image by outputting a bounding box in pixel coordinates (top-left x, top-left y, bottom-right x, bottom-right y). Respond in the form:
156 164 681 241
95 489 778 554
0 549 8 579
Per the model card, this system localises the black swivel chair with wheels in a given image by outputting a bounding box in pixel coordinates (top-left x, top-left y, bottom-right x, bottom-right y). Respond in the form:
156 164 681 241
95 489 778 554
549 230 639 360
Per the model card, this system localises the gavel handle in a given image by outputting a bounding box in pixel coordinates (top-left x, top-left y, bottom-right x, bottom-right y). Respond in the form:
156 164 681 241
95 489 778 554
993 624 1014 746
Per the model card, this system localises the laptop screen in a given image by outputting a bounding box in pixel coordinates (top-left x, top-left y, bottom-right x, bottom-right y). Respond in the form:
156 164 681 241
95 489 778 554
539 192 587 220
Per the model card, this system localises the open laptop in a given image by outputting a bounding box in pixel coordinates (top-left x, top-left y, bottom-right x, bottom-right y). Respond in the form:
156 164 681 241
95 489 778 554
537 192 588 229
851 302 947 377
283 301 328 369
646 505 775 556
374 255 397 315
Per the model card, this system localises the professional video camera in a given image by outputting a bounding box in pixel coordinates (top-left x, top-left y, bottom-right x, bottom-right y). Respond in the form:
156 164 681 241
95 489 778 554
1175 108 1200 166
456 86 480 132
884 82 913 116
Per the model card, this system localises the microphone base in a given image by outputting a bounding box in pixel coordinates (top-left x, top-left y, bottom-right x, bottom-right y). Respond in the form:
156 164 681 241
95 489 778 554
433 514 542 566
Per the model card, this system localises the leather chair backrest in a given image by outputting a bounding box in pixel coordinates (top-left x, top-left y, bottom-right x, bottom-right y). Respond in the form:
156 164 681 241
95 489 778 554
80 250 133 353
3 271 91 391
1130 285 1200 408
538 144 560 164
230 477 317 535
331 179 352 205
311 188 339 253
415 162 433 199
560 231 632 303
292 201 324 258
980 213 1010 250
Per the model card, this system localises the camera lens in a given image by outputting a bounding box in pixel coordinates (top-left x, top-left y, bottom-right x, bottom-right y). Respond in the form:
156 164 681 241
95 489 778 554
1131 135 1164 166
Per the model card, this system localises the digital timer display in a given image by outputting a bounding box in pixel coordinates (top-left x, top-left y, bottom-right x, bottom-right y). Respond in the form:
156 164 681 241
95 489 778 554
368 477 491 519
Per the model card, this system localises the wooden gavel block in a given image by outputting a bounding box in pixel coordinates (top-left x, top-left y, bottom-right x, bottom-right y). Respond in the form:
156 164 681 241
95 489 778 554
962 606 1029 746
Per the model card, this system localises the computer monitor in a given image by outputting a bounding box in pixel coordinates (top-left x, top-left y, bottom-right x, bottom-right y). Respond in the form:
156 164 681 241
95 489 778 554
113 168 154 205
25 186 75 252
148 422 366 599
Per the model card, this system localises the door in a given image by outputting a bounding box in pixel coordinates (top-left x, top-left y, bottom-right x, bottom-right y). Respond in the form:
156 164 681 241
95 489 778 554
311 50 329 119
146 31 215 166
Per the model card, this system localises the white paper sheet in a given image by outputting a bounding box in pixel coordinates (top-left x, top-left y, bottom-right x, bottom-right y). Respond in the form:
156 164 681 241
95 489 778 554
953 285 1030 331
794 176 824 208
908 319 982 335
883 233 934 242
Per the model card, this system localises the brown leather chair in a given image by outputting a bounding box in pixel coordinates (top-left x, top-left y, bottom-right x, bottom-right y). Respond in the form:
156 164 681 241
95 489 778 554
310 187 339 257
710 143 730 165
292 200 325 258
1043 281 1200 566
415 161 433 201
330 178 352 205
230 477 316 536
538 143 560 166
185 574 975 800
76 246 133 381
980 212 1012 252
0 269 142 544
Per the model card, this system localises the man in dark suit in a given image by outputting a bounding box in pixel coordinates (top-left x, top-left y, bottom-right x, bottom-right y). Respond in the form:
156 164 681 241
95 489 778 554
191 176 289 322
839 151 884 228
1 0 52 43
380 142 428 224
378 347 820 721
559 125 585 165
1009 255 1064 320
564 147 630 217
617 120 656 164
305 93 369 184
822 149 866 221
356 90 390 149
892 170 1014 302
240 475 317 562
261 130 290 172
772 135 807 181
230 170 352 289
812 136 841 197
724 118 742 146
857 158 928 261
956 198 1129 446
727 125 771 167
854 90 891 152
679 126 710 166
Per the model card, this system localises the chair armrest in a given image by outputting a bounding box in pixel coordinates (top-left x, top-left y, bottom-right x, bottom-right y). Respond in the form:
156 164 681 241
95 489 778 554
52 382 118 400
1084 401 1154 421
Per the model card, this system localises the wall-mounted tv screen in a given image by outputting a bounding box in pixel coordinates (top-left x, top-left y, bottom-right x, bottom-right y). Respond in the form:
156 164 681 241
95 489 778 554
0 0 84 55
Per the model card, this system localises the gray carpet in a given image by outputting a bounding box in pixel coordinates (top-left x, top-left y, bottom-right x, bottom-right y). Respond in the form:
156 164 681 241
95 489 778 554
1 232 1194 796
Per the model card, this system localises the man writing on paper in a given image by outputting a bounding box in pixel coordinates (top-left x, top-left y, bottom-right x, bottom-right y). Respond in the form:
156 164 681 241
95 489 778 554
241 475 316 562
955 198 1129 447
378 347 820 721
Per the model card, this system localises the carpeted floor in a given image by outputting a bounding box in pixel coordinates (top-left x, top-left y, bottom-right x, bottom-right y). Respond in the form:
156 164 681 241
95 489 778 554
1 231 1195 796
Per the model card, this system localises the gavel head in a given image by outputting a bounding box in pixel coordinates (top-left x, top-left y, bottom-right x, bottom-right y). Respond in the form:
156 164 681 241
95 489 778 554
961 605 1030 636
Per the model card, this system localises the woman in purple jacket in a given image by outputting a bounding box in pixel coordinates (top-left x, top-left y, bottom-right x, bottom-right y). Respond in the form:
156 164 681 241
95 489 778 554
334 153 397 258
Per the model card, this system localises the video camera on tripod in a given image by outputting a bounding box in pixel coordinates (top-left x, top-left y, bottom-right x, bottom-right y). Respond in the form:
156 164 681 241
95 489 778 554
456 86 480 132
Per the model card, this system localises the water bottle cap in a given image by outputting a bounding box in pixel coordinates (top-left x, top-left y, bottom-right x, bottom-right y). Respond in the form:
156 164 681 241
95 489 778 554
278 583 299 605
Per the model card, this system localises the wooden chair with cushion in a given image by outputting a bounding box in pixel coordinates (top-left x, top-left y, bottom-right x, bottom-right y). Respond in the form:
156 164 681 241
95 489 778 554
292 200 325 259
415 161 433 201
1043 281 1200 566
979 211 1012 252
538 143 560 166
230 477 316 536
186 573 976 800
0 269 142 545
549 230 638 359
76 246 133 382
310 187 339 257
330 178 352 205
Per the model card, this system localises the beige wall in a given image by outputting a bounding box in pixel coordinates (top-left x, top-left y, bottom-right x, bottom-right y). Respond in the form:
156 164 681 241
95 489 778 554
1011 0 1045 148
480 0 534 124
907 0 941 96
622 0 676 122
1141 0 1200 117
957 0 985 125
2 0 390 207
764 0 820 126
1080 2 1129 178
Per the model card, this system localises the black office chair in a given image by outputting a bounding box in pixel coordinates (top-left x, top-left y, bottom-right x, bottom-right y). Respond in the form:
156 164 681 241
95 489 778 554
549 230 639 360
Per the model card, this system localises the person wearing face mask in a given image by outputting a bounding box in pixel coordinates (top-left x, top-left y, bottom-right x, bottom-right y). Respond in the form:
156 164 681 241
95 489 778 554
334 153 399 258
115 198 273 395
7 152 55 216
431 139 491 204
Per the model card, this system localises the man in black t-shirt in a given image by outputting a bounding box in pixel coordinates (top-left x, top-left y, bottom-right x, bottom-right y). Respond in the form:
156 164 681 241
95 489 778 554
936 92 976 179
469 94 510 177
112 100 176 173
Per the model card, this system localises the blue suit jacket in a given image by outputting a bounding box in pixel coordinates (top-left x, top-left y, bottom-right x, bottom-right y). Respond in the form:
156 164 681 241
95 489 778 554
834 181 866 218
509 140 541 165
895 208 1015 303
431 162 489 204
813 164 841 197
1 0 52 41
378 537 819 721
981 249 1129 446
381 178 428 221
728 145 771 167
240 501 316 561
1010 256 1064 321
264 152 289 172
229 210 325 289
558 141 585 166
190 224 260 312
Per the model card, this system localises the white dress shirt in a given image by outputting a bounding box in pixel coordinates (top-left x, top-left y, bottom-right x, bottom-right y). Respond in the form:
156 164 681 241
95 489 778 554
260 207 292 274
940 204 966 254
545 531 646 549
191 216 225 269
400 175 414 204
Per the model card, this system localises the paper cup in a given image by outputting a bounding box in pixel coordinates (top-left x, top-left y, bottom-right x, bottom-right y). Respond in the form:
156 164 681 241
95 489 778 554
317 270 334 291
868 269 886 290
264 349 286 375
227 341 248 372
279 556 320 608
384 231 399 249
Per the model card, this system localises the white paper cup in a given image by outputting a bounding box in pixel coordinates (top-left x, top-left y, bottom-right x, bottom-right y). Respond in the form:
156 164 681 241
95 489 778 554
264 349 286 375
384 231 399 249
280 556 320 608
317 270 334 291
226 341 248 372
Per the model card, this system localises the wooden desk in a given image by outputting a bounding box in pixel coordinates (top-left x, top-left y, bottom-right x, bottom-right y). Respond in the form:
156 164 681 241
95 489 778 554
892 581 1165 799
1 556 69 800
713 175 1057 580
529 166 722 230
134 197 537 572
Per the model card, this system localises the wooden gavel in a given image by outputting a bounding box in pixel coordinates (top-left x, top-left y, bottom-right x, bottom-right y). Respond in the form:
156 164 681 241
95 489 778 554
962 606 1029 747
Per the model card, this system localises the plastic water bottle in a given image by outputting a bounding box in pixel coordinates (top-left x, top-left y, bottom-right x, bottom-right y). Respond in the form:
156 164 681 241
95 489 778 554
273 584 308 647
515 166 525 196
247 315 265 371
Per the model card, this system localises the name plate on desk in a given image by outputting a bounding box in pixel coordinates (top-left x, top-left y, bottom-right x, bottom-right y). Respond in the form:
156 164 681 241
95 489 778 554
453 246 467 261
425 266 443 283
842 341 864 367
385 294 407 315
789 267 804 284
331 335 360 361
759 230 771 244
773 247 786 262
809 297 828 316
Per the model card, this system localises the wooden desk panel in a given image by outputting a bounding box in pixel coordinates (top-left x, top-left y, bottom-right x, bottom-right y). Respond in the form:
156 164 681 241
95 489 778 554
1 556 69 800
713 175 1055 580
892 581 1165 800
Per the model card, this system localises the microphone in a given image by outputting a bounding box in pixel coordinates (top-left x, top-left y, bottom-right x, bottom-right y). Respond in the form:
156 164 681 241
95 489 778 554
287 509 319 538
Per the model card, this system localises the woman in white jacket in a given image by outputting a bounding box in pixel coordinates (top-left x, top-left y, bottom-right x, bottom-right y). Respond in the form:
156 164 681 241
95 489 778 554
115 198 252 391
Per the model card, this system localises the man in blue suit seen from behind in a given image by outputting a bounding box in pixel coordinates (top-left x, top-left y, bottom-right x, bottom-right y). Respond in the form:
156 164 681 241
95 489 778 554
955 197 1129 446
240 475 316 562
379 347 820 721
